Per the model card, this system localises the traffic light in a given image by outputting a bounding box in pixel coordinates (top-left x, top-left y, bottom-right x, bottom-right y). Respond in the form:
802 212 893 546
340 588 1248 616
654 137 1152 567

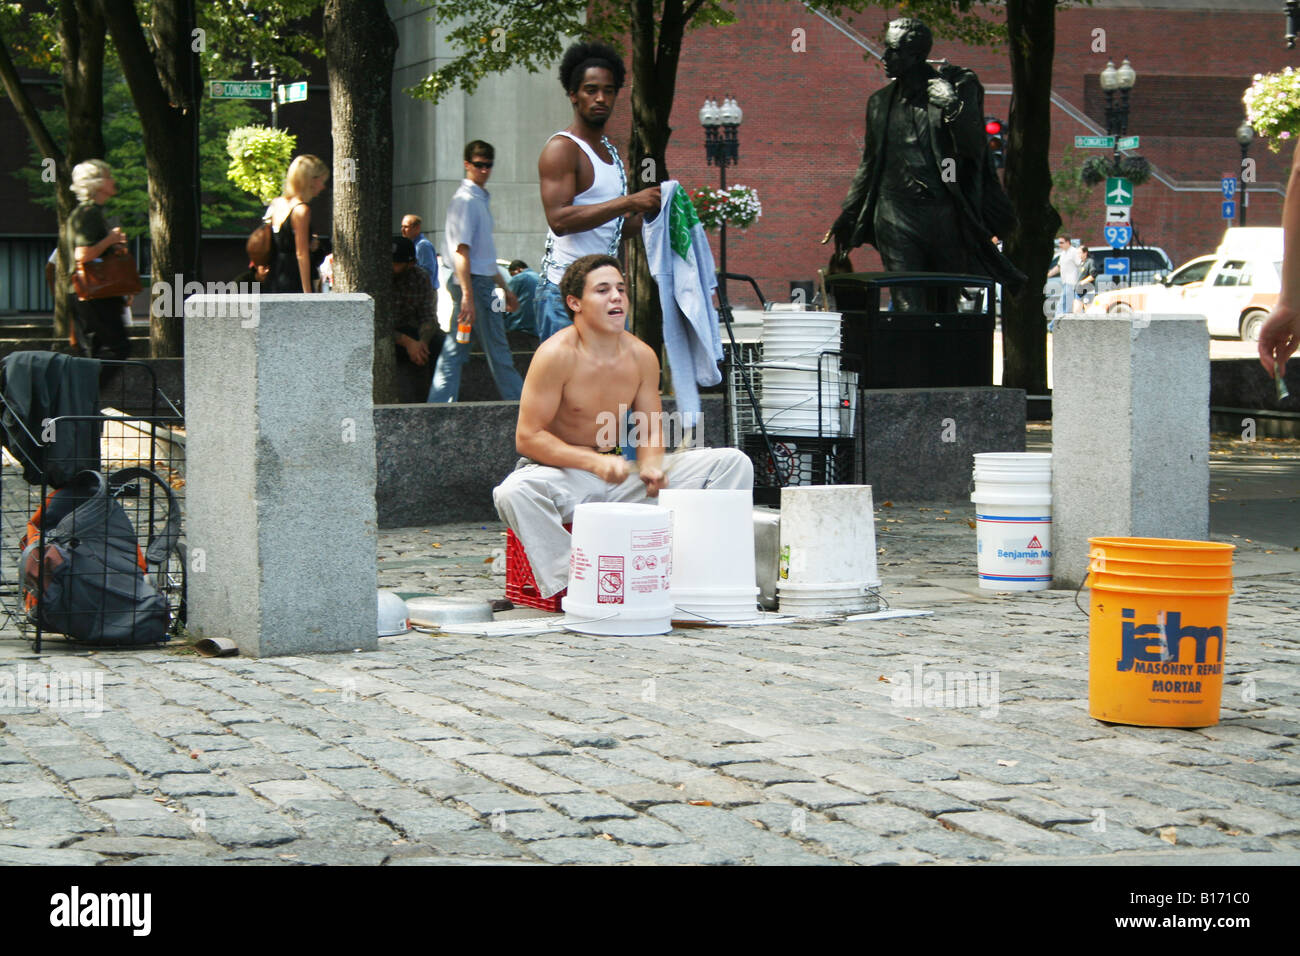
985 116 1005 168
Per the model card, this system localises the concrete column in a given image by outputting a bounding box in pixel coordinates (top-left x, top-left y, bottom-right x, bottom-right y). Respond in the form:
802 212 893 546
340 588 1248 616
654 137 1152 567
1052 315 1209 589
184 293 378 656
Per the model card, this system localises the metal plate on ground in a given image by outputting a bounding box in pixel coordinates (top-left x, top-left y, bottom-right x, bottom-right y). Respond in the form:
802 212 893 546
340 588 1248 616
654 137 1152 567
405 596 495 627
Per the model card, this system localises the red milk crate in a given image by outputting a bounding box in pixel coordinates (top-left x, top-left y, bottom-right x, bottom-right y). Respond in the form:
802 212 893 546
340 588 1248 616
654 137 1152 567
505 526 569 612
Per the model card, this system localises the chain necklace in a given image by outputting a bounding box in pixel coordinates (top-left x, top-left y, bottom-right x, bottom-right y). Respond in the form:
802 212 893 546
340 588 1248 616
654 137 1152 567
541 133 629 280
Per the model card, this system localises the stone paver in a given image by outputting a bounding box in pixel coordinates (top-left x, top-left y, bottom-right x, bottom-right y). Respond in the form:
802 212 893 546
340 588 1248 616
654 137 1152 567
3 435 1299 864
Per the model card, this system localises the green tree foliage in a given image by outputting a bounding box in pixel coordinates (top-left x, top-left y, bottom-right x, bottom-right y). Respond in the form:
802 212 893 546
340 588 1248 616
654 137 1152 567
1050 146 1096 235
226 125 297 204
197 0 324 81
407 1 1000 105
14 62 265 233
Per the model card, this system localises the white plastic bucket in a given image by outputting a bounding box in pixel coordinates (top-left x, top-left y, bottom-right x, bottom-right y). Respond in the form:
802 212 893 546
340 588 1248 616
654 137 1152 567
777 485 880 614
971 452 1053 591
761 311 842 359
659 489 759 622
562 502 674 635
759 363 844 437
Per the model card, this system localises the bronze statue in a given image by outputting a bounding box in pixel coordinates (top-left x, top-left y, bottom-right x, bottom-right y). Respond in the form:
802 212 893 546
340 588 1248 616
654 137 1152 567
829 19 1024 310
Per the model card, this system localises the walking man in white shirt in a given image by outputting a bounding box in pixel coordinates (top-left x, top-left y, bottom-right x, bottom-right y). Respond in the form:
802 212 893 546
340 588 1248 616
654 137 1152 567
1046 236 1082 329
534 41 662 341
428 140 523 402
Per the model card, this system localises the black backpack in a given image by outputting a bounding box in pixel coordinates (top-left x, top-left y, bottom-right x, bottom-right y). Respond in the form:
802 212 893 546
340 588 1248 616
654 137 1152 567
20 468 181 645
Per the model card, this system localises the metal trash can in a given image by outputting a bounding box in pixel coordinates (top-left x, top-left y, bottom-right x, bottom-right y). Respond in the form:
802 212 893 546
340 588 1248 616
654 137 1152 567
825 271 996 388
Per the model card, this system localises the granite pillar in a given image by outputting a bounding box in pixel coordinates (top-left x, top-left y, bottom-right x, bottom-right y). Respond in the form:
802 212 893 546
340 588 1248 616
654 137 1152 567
1051 315 1209 589
184 293 378 656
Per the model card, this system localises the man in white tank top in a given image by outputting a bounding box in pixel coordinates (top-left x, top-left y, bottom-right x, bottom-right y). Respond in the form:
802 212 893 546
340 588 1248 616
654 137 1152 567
535 42 662 341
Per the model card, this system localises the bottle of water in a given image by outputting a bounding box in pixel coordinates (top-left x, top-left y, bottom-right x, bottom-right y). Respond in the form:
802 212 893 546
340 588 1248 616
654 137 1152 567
456 319 471 344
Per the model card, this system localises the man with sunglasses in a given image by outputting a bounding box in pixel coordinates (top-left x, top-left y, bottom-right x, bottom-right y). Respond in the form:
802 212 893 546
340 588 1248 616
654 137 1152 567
428 140 524 402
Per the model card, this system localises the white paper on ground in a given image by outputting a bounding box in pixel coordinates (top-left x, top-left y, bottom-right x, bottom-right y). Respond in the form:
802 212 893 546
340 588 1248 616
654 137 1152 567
843 609 934 622
427 618 566 636
672 610 796 626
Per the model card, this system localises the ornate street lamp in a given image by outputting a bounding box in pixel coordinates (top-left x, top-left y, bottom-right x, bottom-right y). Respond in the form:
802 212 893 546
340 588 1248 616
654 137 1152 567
700 96 742 306
1101 58 1137 172
1237 121 1255 227
1099 59 1142 247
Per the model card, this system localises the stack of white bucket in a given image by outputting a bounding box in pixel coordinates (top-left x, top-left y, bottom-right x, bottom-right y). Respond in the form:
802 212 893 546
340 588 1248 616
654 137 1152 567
777 485 881 615
971 452 1053 591
759 310 848 437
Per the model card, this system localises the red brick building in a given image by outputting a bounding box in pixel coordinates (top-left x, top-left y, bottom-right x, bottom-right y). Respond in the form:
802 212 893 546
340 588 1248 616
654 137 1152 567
606 0 1294 308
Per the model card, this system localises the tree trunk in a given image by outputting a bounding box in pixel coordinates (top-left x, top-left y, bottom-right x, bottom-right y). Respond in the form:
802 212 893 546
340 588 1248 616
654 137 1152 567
1001 0 1060 394
628 0 685 365
57 0 107 343
324 0 398 404
101 0 200 358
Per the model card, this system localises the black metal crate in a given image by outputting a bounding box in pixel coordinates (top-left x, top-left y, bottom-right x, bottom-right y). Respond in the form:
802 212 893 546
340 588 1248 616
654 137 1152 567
741 433 856 507
1 357 185 652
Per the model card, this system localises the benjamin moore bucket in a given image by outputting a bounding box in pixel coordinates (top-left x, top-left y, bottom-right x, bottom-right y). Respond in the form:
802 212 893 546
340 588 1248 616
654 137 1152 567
1086 537 1235 728
971 453 1052 590
562 503 673 636
659 489 759 622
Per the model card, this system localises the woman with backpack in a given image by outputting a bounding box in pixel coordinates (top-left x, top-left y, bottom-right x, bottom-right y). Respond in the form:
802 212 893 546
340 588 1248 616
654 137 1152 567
266 154 330 293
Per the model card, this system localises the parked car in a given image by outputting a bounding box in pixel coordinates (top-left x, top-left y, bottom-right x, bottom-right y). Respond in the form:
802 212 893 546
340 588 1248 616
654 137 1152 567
1087 227 1282 341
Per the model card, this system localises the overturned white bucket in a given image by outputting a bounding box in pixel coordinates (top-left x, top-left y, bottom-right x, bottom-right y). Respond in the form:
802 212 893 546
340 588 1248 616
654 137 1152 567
777 485 880 615
971 452 1053 591
562 503 674 635
659 489 759 622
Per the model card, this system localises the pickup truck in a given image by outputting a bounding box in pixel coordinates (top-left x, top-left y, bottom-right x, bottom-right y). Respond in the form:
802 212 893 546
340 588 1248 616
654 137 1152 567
1087 227 1282 341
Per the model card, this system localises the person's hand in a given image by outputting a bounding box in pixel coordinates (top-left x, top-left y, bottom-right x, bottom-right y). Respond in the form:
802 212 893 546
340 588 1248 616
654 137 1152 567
592 455 630 484
627 185 661 213
927 77 959 113
457 295 475 326
108 227 127 247
1258 303 1300 376
638 465 668 498
504 290 519 313
828 212 854 251
403 338 429 366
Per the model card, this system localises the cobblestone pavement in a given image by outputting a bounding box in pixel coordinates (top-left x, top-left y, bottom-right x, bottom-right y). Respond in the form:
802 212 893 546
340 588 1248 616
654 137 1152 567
0 434 1297 865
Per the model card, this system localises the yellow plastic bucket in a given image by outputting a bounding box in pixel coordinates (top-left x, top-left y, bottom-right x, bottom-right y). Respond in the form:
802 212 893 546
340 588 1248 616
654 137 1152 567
1086 536 1234 728
1088 555 1228 579
1088 537 1233 567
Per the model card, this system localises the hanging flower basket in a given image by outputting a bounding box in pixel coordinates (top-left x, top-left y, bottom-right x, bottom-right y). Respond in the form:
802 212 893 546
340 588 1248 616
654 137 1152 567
1244 68 1300 153
1080 155 1151 187
689 185 762 231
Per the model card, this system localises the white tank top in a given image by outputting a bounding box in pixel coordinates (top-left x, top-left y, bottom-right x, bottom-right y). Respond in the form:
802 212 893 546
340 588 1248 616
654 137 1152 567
542 132 626 284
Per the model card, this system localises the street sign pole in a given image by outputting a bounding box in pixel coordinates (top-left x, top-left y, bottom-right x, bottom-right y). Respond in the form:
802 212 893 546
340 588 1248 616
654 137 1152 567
270 66 279 130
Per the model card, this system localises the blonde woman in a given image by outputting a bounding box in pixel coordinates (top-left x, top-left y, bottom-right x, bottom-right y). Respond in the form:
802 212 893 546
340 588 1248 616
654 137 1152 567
67 158 132 358
266 154 329 293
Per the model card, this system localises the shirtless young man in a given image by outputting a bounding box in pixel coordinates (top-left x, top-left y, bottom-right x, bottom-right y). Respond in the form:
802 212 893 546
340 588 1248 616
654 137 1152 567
533 42 662 341
493 255 753 599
